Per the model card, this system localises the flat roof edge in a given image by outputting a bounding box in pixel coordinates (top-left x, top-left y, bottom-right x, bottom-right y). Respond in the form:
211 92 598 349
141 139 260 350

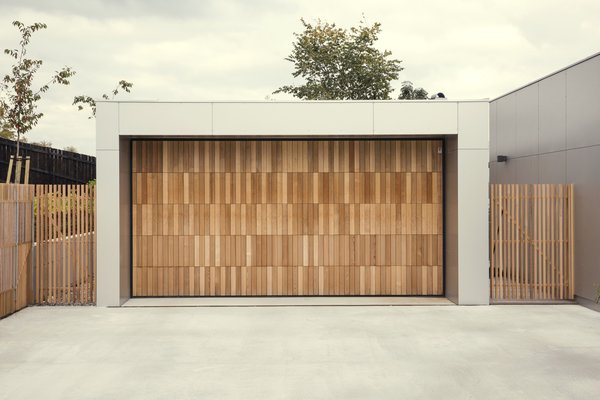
491 50 600 102
96 99 490 104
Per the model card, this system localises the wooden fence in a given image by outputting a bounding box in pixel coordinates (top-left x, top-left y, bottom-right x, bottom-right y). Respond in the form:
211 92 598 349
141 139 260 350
0 185 34 317
0 137 96 184
490 184 574 301
33 185 96 304
0 184 95 318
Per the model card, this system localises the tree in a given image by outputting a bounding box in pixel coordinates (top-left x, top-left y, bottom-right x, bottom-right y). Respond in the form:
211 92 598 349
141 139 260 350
0 21 75 163
73 80 133 118
63 145 77 153
398 81 429 100
274 18 403 100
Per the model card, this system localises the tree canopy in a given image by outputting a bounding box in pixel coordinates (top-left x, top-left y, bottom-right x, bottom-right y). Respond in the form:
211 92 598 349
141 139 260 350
398 81 429 100
73 80 133 118
0 21 75 156
274 18 403 100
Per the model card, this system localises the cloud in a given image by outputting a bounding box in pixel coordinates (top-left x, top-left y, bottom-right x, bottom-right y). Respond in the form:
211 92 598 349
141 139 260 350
2 0 222 19
0 0 599 155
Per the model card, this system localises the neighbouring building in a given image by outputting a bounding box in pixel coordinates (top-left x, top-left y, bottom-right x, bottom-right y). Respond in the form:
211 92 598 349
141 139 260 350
490 52 600 309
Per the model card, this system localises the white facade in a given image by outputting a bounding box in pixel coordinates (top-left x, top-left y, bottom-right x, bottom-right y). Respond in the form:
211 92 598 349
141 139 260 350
96 100 490 306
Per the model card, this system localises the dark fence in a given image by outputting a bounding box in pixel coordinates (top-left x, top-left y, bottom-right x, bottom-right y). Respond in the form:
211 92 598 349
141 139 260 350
0 137 96 184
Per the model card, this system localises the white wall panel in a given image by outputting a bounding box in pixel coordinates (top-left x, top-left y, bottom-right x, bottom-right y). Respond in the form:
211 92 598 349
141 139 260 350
373 102 458 135
119 103 213 136
457 149 490 305
96 149 122 306
96 102 119 150
213 102 373 135
458 102 489 149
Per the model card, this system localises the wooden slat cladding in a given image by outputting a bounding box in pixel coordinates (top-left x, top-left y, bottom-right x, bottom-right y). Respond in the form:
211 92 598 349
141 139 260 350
1 183 96 318
0 184 34 318
132 140 443 296
490 184 574 301
33 185 96 305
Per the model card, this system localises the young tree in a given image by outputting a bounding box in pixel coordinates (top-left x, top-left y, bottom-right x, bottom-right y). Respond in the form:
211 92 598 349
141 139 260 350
73 80 133 118
0 21 75 164
274 18 402 100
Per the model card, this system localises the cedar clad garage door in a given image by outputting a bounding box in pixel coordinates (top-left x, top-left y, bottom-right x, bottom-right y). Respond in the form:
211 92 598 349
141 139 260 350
132 140 443 297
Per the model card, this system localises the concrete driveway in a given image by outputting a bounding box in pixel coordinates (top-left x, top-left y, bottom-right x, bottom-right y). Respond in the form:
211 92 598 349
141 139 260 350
0 304 599 400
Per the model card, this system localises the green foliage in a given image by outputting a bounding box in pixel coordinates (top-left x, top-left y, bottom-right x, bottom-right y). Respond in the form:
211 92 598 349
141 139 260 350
34 189 95 216
0 129 14 140
73 80 133 118
0 105 16 139
0 21 75 156
274 18 403 100
398 81 429 100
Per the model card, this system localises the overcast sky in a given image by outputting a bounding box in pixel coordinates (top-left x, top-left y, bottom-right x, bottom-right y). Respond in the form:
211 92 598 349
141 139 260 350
1 0 599 155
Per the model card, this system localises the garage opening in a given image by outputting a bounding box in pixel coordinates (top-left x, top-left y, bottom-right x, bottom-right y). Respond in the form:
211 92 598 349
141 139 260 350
131 139 443 296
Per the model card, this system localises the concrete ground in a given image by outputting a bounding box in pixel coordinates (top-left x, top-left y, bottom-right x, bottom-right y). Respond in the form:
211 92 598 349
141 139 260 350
0 305 599 400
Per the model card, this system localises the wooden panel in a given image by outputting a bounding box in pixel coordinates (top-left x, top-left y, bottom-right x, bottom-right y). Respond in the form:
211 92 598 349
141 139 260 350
490 184 574 301
132 140 444 296
0 184 34 319
32 184 96 305
1 183 97 317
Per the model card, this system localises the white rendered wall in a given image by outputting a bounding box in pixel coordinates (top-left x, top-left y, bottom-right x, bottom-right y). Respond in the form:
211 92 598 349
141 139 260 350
456 102 490 305
96 103 130 306
113 100 466 137
96 100 489 306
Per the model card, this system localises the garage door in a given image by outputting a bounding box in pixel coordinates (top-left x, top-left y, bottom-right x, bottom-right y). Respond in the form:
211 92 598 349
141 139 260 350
131 140 443 296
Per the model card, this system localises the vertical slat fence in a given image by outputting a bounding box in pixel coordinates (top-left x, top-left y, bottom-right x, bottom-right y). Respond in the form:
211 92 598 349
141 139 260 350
1 183 95 319
33 184 96 305
490 184 574 301
0 184 34 318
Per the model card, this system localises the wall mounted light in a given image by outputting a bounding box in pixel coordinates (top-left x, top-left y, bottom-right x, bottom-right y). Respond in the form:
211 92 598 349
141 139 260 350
497 155 508 162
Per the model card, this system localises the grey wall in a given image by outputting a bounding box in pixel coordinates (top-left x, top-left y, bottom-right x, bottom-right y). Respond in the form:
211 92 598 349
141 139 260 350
118 138 131 305
490 53 600 303
444 137 458 304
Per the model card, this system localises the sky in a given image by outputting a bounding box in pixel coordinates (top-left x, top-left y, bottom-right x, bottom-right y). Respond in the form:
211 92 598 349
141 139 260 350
1 0 599 156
